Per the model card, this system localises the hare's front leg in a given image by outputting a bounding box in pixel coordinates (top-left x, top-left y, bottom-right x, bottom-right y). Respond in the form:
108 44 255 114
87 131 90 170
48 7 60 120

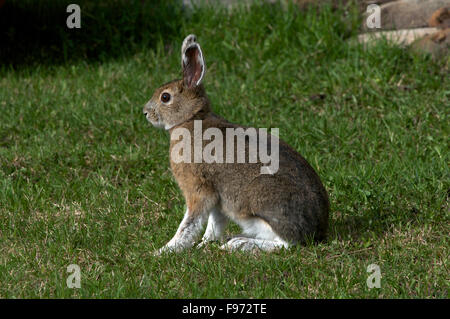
154 208 208 255
198 208 228 247
155 187 219 255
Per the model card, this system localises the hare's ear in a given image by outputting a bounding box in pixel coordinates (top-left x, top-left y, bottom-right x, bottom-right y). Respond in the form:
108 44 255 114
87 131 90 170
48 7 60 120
181 34 206 88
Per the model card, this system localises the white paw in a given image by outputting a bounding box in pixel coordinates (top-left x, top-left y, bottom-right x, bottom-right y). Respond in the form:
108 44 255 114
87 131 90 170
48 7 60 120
220 237 289 252
152 248 164 256
220 237 257 252
152 245 175 256
196 240 209 249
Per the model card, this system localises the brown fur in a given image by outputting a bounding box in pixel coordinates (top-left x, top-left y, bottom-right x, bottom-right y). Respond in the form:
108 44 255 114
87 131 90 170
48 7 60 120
429 7 450 28
144 36 329 246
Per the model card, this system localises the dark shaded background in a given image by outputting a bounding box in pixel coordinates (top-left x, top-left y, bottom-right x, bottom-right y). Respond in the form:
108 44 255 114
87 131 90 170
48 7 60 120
0 0 183 68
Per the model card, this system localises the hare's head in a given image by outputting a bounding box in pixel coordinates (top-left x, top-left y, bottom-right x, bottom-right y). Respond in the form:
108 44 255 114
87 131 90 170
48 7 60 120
143 34 210 130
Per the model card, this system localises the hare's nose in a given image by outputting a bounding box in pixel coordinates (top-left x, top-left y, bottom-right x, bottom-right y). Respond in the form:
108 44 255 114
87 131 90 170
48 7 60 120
144 112 148 117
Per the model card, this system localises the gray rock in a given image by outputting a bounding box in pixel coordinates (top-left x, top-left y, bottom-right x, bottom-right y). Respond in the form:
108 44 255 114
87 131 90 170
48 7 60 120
362 0 450 31
357 27 440 45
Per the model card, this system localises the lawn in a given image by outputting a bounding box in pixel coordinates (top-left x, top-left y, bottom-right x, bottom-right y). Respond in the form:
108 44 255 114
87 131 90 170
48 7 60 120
0 0 448 298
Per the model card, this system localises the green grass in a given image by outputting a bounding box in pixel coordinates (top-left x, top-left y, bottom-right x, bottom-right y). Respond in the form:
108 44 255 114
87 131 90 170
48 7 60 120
0 1 448 298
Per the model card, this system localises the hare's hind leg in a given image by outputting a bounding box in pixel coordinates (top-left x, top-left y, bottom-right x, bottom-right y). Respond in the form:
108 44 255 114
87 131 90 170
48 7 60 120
221 237 289 252
220 217 289 252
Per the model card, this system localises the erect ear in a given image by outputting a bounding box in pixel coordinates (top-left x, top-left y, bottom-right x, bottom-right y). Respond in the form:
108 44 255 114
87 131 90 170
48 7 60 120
181 34 206 88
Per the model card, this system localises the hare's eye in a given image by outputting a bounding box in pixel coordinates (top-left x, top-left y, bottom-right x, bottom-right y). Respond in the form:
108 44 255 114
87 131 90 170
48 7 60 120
161 92 171 103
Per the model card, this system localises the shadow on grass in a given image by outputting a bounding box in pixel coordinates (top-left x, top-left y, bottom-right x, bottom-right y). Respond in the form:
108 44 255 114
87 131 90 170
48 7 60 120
330 215 375 241
0 0 183 68
328 202 431 242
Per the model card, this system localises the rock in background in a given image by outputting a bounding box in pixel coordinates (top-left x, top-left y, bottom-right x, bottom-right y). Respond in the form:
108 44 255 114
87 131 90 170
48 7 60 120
361 0 449 31
359 0 450 59
182 0 450 59
410 27 450 58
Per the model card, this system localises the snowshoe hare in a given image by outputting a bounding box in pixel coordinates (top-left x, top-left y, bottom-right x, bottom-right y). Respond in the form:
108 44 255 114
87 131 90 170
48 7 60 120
143 35 329 254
